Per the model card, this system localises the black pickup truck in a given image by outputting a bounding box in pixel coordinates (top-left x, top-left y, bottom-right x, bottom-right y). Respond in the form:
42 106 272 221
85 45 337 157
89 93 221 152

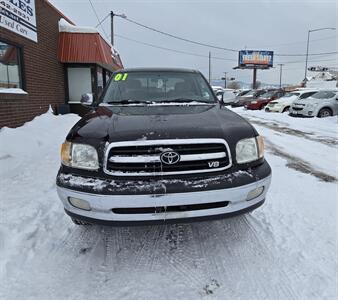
56 68 271 225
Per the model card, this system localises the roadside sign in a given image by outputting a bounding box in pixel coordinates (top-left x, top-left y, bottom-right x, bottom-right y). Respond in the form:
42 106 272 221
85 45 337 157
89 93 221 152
238 50 273 68
0 0 37 42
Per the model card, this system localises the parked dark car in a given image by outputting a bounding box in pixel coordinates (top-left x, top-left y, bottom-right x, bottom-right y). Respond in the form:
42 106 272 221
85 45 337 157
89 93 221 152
231 89 268 107
56 68 272 226
246 90 285 110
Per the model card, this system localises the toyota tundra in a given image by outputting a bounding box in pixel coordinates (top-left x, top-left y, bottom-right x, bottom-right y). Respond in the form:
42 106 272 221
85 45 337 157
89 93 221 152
56 68 272 225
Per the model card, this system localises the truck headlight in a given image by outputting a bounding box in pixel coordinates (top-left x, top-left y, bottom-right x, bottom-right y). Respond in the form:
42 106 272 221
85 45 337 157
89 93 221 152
61 142 99 170
236 136 264 164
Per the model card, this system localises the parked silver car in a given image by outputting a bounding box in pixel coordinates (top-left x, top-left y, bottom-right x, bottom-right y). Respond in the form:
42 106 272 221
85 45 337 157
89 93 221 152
289 89 338 118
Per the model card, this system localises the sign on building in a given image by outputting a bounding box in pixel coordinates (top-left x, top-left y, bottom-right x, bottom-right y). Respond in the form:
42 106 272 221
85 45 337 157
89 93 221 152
238 50 273 68
0 0 37 42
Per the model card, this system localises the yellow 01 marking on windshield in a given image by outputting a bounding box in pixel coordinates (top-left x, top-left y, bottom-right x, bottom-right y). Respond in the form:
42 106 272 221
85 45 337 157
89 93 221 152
114 73 128 81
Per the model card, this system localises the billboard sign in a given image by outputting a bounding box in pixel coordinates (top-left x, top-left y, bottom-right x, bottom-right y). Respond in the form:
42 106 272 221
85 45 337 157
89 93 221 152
239 50 273 68
0 0 37 42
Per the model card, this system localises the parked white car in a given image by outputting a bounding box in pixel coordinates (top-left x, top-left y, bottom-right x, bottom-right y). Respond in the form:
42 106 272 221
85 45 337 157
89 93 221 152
290 89 338 118
211 86 225 96
265 89 318 113
220 88 237 104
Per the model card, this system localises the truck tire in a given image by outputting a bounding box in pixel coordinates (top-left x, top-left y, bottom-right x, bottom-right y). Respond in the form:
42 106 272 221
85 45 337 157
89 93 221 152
317 108 332 118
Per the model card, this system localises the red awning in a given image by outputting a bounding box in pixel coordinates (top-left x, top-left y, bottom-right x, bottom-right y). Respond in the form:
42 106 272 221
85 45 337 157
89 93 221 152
58 32 123 70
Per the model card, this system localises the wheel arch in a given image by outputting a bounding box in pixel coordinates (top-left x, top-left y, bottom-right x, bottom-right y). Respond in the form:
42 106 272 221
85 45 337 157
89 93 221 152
317 106 333 117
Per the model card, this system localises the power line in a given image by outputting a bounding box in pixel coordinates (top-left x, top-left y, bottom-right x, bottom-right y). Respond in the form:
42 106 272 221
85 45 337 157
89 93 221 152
88 0 109 39
117 33 338 65
94 12 338 60
121 16 338 57
116 33 338 67
95 13 110 28
276 56 338 65
254 35 338 48
123 17 238 53
115 34 237 62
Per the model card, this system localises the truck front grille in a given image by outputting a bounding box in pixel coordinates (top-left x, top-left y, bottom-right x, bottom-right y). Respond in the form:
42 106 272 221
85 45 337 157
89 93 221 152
104 139 232 176
292 106 303 111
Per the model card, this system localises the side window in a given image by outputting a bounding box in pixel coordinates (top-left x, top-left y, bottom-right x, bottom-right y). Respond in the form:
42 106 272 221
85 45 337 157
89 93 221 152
300 92 314 99
0 40 23 89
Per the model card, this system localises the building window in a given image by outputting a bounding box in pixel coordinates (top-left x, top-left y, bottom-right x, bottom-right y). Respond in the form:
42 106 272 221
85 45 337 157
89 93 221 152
0 41 23 89
67 67 93 103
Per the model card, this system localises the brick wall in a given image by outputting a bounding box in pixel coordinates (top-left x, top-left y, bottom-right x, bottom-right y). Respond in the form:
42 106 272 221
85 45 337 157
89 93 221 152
0 0 67 128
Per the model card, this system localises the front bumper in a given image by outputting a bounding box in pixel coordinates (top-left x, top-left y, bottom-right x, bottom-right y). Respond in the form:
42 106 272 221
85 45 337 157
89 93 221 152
265 106 283 113
57 174 271 224
289 106 316 117
245 104 260 110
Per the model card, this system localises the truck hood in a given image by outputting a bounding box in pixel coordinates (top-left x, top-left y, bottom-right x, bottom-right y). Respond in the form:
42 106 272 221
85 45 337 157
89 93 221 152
68 104 256 143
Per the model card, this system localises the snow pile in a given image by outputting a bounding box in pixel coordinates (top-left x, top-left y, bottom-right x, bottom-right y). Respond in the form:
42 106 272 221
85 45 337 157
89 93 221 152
305 71 337 88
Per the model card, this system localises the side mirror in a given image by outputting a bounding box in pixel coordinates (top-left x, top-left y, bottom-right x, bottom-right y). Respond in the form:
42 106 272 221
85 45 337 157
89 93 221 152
80 93 93 107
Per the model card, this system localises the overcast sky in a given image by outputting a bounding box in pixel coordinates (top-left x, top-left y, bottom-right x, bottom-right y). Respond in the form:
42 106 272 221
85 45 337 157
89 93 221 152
50 0 337 85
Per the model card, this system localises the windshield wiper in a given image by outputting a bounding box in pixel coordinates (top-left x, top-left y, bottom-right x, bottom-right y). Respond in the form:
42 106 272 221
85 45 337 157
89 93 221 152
105 99 152 105
161 98 214 103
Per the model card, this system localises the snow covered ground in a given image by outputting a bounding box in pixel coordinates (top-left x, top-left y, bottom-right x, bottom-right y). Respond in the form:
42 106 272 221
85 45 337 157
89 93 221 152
0 109 337 300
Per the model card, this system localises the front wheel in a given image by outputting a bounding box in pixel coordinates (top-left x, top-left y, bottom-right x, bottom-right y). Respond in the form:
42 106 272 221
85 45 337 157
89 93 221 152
282 106 290 113
317 108 332 118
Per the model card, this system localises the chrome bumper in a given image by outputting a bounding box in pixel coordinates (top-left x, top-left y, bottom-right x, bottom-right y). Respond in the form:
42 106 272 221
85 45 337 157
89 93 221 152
57 175 271 223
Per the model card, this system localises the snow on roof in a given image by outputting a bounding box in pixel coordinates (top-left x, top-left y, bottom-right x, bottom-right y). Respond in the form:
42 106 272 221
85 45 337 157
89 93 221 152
58 18 99 34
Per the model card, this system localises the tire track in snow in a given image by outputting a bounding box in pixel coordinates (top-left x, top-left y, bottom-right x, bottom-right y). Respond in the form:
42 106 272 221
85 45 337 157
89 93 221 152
242 216 300 299
265 140 338 183
242 115 338 148
161 224 209 291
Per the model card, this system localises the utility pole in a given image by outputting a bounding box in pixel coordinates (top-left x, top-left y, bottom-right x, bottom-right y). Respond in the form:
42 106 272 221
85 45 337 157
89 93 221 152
278 64 284 88
304 30 310 82
223 72 227 88
208 51 211 84
110 11 114 46
252 68 257 89
304 27 336 81
110 11 127 47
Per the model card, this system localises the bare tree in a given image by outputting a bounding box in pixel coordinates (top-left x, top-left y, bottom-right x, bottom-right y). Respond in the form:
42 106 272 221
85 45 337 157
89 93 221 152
227 81 241 89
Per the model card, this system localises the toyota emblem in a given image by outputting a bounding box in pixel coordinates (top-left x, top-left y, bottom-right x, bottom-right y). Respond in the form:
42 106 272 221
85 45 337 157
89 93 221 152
160 151 180 165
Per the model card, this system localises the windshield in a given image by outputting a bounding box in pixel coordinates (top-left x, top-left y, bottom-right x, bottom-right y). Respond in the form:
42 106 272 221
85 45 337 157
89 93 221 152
102 71 215 104
311 90 336 99
283 92 300 98
243 90 255 97
260 91 275 98
237 90 250 96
